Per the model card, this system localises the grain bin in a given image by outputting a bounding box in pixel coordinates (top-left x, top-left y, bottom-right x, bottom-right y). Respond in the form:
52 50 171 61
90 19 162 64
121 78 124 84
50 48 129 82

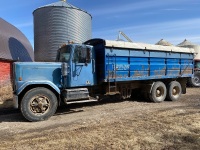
33 0 92 62
155 39 173 46
177 39 200 60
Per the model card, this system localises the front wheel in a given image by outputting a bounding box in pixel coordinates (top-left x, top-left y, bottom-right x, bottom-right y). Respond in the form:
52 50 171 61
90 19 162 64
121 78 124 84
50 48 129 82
21 87 58 122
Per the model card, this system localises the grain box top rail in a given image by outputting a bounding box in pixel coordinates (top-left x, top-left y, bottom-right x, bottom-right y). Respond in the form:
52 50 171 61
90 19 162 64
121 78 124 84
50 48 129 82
105 40 195 53
84 39 195 54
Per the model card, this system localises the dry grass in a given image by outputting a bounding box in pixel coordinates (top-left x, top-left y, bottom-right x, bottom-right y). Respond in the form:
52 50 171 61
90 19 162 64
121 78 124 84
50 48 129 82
1 107 200 150
0 83 13 108
0 88 200 149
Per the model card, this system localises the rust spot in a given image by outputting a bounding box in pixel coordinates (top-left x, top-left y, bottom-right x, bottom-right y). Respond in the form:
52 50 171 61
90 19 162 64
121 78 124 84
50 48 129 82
132 70 144 77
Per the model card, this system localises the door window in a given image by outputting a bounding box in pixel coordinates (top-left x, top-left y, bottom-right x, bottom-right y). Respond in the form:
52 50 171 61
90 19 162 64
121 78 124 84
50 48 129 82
73 46 91 64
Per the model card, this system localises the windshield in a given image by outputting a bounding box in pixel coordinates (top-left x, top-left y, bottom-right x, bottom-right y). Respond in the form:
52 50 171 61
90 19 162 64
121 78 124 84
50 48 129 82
58 45 71 62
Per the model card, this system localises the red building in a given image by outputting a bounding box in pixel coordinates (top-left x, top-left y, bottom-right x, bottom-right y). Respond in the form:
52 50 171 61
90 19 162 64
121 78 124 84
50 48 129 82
0 18 34 102
0 59 13 102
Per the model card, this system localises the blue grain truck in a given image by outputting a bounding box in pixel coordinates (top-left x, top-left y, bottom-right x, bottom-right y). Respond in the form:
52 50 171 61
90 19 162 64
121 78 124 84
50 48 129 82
13 39 194 121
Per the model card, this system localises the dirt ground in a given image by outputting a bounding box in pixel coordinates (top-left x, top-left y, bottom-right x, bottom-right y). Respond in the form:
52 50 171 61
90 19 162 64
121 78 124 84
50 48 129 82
0 88 199 150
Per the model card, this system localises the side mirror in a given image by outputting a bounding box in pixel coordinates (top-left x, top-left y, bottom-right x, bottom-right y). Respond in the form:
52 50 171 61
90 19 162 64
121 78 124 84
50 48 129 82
86 48 91 63
62 62 68 76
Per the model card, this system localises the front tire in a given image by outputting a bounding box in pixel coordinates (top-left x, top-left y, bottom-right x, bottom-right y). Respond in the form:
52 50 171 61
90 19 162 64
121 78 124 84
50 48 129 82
167 81 182 101
149 82 166 103
21 87 58 122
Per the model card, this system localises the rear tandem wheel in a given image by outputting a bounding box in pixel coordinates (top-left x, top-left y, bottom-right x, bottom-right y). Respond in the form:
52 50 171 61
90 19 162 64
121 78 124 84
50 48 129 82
167 81 182 101
149 81 167 103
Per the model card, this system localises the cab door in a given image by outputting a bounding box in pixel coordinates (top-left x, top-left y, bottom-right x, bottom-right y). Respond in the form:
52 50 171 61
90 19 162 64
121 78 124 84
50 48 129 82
70 45 95 87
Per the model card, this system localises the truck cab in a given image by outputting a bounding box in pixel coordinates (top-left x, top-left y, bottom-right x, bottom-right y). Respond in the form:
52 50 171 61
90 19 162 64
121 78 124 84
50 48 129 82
56 44 96 88
13 43 97 122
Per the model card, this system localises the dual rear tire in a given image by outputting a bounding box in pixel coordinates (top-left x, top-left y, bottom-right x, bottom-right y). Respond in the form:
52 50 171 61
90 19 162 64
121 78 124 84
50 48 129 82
167 81 182 101
148 81 182 103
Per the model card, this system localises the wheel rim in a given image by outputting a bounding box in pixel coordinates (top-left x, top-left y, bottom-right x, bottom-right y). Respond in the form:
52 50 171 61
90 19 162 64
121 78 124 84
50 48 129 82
172 86 180 98
194 77 199 82
30 95 50 116
156 87 164 99
193 76 200 86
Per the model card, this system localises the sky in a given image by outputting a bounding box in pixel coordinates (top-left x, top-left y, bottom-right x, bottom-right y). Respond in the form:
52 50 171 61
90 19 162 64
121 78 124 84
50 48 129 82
1 0 200 48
